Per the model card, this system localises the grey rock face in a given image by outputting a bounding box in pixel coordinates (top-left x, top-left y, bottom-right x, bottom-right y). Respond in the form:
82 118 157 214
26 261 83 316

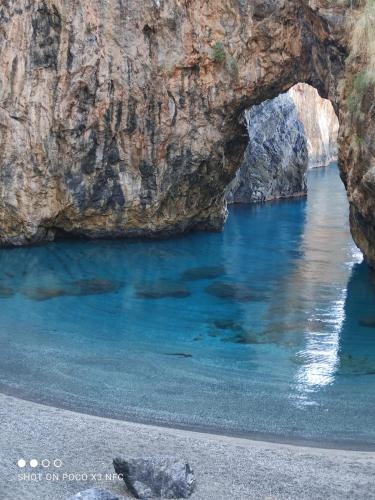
113 456 196 499
68 488 119 500
227 93 308 204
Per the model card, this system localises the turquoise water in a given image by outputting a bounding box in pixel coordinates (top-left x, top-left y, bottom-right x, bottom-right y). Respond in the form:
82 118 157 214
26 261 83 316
0 164 374 448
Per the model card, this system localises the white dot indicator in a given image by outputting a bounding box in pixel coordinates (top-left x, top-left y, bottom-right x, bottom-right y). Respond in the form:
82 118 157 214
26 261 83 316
30 459 38 468
41 459 50 468
17 459 26 468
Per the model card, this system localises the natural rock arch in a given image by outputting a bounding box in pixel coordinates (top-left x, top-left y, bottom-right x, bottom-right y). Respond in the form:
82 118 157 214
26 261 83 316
0 1 373 264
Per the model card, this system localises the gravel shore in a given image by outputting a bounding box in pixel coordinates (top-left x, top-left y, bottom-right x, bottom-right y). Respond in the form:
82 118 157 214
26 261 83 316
1 393 374 500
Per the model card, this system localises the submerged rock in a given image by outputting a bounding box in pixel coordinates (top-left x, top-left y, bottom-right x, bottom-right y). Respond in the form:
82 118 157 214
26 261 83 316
21 279 122 301
208 319 246 341
113 456 196 499
0 285 15 298
223 332 272 345
222 323 299 347
337 353 375 376
68 488 119 500
205 282 264 302
136 281 191 299
213 319 244 331
70 279 122 296
164 352 193 358
181 266 225 281
359 318 375 329
21 286 67 301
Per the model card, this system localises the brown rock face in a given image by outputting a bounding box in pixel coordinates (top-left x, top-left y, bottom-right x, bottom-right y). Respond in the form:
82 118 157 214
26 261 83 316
338 0 375 267
289 83 339 168
0 0 373 266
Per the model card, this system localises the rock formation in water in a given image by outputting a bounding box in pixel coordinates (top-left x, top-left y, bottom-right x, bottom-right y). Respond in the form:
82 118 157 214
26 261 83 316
227 94 308 203
0 1 375 266
289 83 339 168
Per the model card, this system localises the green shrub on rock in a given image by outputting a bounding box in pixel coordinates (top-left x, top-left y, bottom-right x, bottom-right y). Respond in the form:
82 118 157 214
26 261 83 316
227 56 239 79
212 41 225 63
347 70 374 115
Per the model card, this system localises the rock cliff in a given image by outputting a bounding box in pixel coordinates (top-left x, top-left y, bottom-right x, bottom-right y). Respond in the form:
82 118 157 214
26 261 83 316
0 1 374 266
289 83 339 168
227 94 308 203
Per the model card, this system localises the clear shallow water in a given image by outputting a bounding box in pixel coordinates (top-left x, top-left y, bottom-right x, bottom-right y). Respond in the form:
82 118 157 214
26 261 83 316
0 164 375 448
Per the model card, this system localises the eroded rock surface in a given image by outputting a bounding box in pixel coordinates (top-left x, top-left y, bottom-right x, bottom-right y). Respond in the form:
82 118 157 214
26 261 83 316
0 1 374 266
227 93 308 203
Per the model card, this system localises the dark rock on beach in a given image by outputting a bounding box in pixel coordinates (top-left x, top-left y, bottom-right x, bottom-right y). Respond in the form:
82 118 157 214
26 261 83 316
181 266 225 281
113 456 196 499
68 488 119 500
136 281 191 299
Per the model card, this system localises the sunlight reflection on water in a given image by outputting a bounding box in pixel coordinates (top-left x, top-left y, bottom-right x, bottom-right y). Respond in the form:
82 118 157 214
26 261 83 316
289 166 359 402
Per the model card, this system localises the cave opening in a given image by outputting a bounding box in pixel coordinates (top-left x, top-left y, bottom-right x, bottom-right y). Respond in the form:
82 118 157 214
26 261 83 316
226 83 339 206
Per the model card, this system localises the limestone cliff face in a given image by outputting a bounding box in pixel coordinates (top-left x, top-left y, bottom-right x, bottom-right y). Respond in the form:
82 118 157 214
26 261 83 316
0 0 374 267
227 94 308 203
0 0 348 246
289 83 339 168
339 0 375 267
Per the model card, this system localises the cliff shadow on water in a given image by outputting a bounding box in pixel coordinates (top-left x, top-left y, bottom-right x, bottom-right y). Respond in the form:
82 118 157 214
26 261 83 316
339 262 375 377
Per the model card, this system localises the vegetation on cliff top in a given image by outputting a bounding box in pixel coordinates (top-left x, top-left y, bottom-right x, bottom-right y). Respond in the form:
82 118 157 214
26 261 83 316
351 0 375 73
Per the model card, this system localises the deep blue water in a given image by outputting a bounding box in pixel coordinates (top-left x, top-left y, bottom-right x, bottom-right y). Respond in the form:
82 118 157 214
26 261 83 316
0 164 375 448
